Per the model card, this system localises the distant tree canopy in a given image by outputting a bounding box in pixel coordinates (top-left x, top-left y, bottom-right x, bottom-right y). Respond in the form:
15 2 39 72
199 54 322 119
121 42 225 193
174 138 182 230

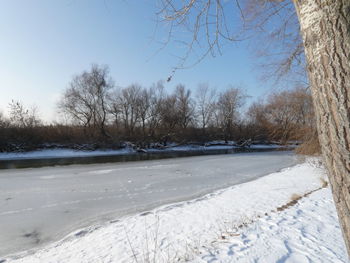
57 65 252 144
0 64 316 152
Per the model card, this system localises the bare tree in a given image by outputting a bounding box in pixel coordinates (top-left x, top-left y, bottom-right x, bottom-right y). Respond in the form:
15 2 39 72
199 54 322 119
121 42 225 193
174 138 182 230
118 84 142 136
195 83 216 133
8 100 41 128
216 87 246 142
262 87 314 143
294 3 350 253
0 110 10 128
137 88 151 139
147 81 165 139
246 101 269 140
157 0 350 254
59 64 113 138
159 93 178 132
109 88 123 129
175 84 195 129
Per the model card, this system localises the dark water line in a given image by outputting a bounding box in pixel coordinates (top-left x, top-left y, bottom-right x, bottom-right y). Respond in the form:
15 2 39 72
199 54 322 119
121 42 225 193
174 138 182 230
0 147 292 170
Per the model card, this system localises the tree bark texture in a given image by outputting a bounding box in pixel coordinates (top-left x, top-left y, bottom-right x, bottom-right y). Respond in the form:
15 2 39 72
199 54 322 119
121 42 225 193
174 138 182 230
293 0 350 256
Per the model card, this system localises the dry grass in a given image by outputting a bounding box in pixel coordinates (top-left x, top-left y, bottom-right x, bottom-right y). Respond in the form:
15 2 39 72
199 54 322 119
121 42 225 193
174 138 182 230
295 132 321 155
277 179 329 213
277 194 303 212
320 177 329 188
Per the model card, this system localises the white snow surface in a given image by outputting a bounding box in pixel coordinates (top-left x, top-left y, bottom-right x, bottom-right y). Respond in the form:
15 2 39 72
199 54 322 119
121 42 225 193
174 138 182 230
6 160 347 263
194 188 346 263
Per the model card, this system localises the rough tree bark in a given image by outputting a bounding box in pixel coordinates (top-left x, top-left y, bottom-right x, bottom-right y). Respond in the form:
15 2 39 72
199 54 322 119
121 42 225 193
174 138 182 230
293 0 350 255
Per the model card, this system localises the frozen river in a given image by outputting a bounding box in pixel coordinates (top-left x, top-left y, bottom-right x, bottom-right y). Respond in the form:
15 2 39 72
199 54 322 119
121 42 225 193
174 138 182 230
0 151 297 257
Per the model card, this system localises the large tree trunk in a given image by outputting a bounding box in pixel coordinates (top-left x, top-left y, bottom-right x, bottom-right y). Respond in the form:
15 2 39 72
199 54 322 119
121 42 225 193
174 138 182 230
293 0 350 256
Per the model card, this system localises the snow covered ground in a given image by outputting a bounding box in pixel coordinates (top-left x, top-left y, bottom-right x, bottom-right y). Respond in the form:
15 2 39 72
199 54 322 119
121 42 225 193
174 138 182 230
4 157 347 263
194 188 346 263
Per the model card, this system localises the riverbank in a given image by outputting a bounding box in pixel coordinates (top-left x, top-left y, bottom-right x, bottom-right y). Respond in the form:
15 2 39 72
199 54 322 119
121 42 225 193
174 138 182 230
3 157 346 263
0 144 292 169
0 152 297 257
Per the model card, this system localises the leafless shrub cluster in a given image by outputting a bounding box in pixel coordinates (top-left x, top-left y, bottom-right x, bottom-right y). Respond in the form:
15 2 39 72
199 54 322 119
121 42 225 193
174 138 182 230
295 129 320 156
246 87 317 144
0 110 10 129
8 100 41 128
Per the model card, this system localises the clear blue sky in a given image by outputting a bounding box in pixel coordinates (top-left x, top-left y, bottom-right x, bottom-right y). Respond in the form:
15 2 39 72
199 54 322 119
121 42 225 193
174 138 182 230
0 0 275 122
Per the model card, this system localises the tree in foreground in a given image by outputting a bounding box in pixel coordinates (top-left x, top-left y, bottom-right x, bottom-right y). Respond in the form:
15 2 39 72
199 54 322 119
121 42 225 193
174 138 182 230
156 0 350 256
